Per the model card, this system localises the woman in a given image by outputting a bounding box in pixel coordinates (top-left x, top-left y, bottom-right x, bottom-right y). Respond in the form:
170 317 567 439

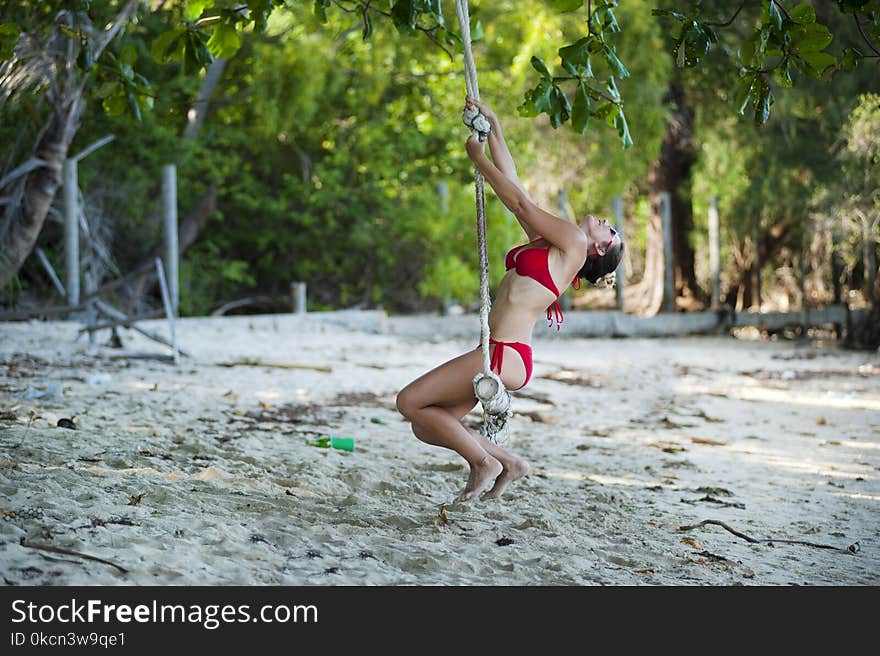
396 96 625 502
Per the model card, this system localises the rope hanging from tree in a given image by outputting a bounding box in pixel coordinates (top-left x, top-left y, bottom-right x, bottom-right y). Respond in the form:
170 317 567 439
455 0 511 443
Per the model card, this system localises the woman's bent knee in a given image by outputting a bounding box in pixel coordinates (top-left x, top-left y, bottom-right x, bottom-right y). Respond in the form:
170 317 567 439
396 387 418 419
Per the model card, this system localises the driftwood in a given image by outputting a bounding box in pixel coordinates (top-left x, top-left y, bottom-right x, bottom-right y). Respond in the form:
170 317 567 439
677 519 859 554
19 538 128 573
93 299 188 358
211 296 281 316
218 360 331 373
77 311 164 333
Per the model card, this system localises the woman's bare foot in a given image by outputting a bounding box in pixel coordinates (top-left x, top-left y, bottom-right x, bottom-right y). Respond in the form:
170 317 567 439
483 457 530 499
456 455 503 502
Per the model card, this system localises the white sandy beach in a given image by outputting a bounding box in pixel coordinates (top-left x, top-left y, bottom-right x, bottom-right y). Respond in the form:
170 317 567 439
1 311 878 585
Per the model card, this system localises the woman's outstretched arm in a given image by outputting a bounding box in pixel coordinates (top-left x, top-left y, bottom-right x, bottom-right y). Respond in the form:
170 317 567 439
465 97 538 240
466 135 585 257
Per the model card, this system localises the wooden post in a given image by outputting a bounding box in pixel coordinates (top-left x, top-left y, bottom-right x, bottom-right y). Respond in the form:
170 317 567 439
708 196 721 309
752 228 761 312
63 159 79 306
660 191 674 312
613 195 625 310
162 164 179 316
831 220 842 305
800 232 808 337
865 216 878 307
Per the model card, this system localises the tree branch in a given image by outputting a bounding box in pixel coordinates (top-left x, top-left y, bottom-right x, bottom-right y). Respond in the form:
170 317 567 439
704 2 749 28
74 0 141 100
854 14 880 58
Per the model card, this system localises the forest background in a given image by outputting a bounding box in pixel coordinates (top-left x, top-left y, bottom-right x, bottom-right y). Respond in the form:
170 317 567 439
0 0 877 333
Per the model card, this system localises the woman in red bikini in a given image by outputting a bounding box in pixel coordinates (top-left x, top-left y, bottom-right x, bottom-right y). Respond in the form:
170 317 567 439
396 96 625 502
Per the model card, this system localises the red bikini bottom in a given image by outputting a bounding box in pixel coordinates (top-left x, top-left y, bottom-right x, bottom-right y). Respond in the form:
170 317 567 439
476 339 533 391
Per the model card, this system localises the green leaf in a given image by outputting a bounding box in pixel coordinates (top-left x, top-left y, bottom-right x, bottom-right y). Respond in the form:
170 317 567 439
798 49 837 75
0 22 21 60
559 36 593 76
548 86 570 128
207 21 241 58
766 0 783 31
593 101 617 121
773 61 793 87
93 80 120 99
185 0 212 21
791 22 833 51
841 46 864 70
734 72 757 115
314 0 330 23
571 82 591 134
790 3 816 24
127 92 142 122
530 55 552 78
615 107 633 148
102 90 128 116
119 44 137 67
426 0 443 26
519 79 553 117
652 9 688 21
753 77 772 125
602 44 629 78
391 0 417 33
151 27 185 64
606 75 621 103
551 0 583 12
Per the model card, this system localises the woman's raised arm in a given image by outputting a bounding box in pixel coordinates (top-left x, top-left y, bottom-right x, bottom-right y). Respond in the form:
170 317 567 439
466 135 585 257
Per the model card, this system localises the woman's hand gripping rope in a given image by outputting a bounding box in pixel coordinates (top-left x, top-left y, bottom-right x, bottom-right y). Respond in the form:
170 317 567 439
462 100 492 142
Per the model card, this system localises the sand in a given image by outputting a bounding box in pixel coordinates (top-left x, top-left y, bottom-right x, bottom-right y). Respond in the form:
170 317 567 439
1 311 878 586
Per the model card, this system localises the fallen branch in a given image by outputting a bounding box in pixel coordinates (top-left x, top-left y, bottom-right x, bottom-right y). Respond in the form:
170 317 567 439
677 519 859 554
218 360 332 373
680 495 745 509
19 538 129 573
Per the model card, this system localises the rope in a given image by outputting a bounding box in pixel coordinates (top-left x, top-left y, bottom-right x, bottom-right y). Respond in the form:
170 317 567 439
455 0 511 442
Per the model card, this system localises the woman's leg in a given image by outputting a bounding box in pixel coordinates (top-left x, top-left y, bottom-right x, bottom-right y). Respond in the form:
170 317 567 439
396 349 502 501
444 400 530 499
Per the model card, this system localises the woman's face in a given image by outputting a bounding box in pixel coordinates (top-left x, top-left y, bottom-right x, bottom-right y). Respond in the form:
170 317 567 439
581 215 618 257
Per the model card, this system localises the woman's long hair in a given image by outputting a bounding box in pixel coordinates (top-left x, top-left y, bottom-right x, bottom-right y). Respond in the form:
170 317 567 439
578 239 625 284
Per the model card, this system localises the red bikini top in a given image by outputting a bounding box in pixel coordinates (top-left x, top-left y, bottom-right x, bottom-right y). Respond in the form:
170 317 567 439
504 237 580 330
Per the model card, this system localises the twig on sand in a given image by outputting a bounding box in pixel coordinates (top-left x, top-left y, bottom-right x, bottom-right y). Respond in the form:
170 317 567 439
677 519 859 554
19 538 129 573
680 495 746 509
217 360 332 373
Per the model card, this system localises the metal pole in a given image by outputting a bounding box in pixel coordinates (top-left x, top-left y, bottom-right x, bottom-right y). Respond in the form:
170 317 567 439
63 159 79 306
155 257 179 366
660 191 674 313
291 282 306 314
709 196 721 309
613 195 625 310
162 164 179 316
36 248 66 298
436 181 449 214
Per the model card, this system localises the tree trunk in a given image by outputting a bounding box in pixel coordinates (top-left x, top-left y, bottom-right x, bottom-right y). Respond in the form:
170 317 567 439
634 79 699 315
0 110 81 289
